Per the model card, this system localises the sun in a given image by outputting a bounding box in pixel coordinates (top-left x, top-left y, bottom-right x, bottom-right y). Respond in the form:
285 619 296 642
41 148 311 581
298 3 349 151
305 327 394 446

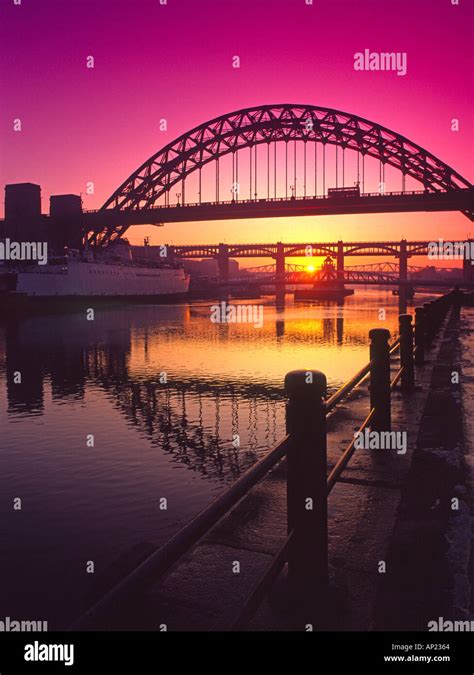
306 264 315 272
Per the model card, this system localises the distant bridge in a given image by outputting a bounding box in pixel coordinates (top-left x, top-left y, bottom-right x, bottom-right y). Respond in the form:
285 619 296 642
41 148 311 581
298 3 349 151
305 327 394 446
239 261 463 284
344 262 453 274
227 265 463 287
173 239 431 259
167 239 474 284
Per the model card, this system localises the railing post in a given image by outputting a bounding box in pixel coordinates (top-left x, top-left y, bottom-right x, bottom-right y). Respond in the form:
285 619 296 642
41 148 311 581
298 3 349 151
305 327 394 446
285 369 328 608
433 298 441 333
423 302 432 345
414 306 425 365
399 314 415 391
369 329 391 431
452 287 462 320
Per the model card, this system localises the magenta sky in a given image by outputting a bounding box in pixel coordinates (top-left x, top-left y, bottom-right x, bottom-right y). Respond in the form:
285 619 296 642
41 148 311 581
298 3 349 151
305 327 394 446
1 0 472 248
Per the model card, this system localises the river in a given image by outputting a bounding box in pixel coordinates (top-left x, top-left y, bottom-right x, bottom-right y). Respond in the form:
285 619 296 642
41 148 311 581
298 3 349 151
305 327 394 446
0 289 438 628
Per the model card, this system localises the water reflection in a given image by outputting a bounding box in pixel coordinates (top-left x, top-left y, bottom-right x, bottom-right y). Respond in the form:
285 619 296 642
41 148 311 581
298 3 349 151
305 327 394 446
0 290 436 626
3 306 288 480
1 292 421 477
2 294 409 419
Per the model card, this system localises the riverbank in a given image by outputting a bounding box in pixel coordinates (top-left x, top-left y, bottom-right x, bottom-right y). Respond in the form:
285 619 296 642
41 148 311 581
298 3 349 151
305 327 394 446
375 305 473 630
78 300 471 631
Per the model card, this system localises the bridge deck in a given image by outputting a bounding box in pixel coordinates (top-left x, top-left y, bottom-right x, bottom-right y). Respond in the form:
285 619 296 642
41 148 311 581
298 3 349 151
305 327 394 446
80 190 473 232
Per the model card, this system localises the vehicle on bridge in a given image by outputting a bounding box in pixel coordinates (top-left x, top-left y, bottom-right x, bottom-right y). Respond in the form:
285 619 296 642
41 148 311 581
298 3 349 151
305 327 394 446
327 186 361 198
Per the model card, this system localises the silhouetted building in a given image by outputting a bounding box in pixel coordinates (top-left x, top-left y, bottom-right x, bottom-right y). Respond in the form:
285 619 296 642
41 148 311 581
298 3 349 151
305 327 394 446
49 194 83 251
183 258 239 278
2 184 85 254
4 183 42 242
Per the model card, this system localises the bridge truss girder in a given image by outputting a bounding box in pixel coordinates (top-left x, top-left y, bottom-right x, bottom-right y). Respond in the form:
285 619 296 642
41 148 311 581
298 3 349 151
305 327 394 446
93 104 473 245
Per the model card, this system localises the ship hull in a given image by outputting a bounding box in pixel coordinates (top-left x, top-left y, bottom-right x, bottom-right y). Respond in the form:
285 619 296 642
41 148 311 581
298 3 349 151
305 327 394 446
19 293 190 305
0 293 191 319
15 260 190 299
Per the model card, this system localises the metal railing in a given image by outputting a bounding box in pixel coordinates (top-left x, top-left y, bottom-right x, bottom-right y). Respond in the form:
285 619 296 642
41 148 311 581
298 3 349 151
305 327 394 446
230 290 459 629
71 434 291 629
83 189 440 214
71 289 461 631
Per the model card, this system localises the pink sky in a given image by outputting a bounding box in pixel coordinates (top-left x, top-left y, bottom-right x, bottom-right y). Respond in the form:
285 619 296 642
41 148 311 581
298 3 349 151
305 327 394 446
0 0 472 251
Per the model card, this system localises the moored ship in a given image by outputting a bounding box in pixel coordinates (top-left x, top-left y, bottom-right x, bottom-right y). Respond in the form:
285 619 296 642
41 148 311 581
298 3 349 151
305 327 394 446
6 242 190 302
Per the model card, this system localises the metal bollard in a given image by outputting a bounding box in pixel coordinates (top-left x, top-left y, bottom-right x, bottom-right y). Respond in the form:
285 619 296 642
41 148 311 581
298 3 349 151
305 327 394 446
452 288 462 320
369 329 391 431
414 306 425 365
423 302 432 345
399 314 415 391
285 369 328 604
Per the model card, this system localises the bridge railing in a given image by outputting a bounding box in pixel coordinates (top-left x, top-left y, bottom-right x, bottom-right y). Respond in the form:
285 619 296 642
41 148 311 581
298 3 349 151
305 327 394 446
231 290 459 629
70 290 460 631
83 189 432 214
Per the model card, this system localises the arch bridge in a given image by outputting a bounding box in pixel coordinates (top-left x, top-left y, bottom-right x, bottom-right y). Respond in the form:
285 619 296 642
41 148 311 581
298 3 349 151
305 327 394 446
83 104 473 246
168 239 474 283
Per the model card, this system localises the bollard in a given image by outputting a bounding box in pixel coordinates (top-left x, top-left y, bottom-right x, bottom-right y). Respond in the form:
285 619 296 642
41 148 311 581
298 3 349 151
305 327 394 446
399 314 415 391
423 302 432 345
369 329 391 431
452 287 462 320
285 369 328 606
414 307 425 365
433 298 442 332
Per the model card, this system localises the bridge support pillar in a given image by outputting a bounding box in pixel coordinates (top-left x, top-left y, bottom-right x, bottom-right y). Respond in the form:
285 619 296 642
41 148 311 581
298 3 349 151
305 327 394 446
275 242 286 304
336 240 344 280
275 242 286 284
217 243 229 282
463 239 473 283
398 239 408 282
397 239 410 311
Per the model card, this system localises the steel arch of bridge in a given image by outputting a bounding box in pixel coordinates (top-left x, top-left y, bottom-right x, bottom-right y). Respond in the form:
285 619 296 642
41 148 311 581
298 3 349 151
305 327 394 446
344 244 401 256
284 244 336 258
99 104 473 243
227 245 276 258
